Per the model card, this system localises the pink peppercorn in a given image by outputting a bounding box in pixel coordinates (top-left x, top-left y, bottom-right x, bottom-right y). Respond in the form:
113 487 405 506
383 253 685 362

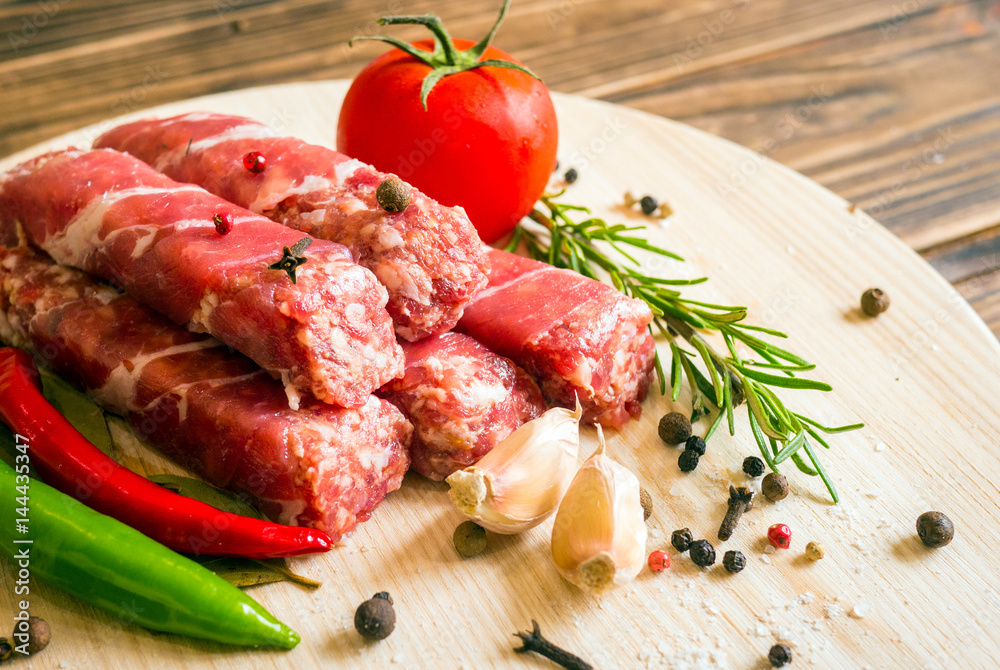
767 523 792 549
242 151 267 173
213 212 234 235
648 550 670 572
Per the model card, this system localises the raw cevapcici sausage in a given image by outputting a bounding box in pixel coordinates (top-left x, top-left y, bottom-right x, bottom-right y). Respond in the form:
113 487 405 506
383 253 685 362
95 113 490 342
0 347 333 558
0 148 403 408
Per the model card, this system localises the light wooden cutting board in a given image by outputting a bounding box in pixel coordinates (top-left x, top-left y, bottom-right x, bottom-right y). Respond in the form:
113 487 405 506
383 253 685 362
2 81 999 669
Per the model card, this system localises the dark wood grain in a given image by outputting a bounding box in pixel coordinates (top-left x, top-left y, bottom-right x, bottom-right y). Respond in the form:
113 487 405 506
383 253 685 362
1 0 998 333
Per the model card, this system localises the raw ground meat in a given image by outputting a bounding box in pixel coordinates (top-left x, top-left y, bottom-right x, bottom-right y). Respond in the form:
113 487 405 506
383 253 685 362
379 332 546 480
458 249 656 428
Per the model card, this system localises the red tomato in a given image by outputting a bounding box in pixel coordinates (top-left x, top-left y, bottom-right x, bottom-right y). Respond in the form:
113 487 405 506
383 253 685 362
337 39 558 244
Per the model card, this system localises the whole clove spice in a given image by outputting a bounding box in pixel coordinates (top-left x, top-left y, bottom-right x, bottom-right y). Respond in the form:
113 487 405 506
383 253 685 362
718 485 754 541
514 620 592 670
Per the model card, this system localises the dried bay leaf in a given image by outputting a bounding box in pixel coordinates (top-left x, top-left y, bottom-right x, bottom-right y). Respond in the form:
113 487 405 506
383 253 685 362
149 474 322 590
40 368 115 457
148 473 264 519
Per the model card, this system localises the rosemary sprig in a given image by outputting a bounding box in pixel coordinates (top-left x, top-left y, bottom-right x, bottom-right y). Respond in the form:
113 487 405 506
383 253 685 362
512 192 862 502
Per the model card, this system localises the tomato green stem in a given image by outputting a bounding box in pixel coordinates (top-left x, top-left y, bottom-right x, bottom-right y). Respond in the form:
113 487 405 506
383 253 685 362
349 0 541 109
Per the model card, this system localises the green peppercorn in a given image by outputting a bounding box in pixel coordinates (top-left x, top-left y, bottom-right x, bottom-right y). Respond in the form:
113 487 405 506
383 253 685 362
658 412 692 445
375 176 411 213
689 539 716 567
678 449 700 472
355 593 396 640
768 643 792 667
742 456 765 477
639 195 658 215
723 550 746 573
639 487 653 521
671 528 693 553
684 435 706 456
762 472 789 502
916 511 954 548
861 287 890 317
564 168 578 184
453 520 488 557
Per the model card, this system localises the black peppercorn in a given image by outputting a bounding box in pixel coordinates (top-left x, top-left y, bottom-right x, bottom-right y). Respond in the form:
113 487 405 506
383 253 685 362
742 456 765 477
689 539 716 567
375 176 411 213
768 643 792 667
639 487 653 521
723 550 746 573
671 528 693 553
684 435 706 456
658 412 692 445
678 449 700 472
762 472 789 502
564 168 578 184
916 511 954 548
355 593 396 640
639 195 658 215
0 638 12 662
860 287 890 317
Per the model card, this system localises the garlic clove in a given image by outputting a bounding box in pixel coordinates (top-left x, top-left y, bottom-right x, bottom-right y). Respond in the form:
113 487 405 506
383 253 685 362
446 400 582 534
551 426 647 593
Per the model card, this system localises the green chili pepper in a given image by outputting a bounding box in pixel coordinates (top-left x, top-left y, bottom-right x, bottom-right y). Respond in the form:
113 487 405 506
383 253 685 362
0 459 299 649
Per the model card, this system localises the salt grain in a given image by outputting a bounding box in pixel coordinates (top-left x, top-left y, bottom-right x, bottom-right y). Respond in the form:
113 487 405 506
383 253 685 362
851 602 872 618
874 441 887 452
760 554 772 565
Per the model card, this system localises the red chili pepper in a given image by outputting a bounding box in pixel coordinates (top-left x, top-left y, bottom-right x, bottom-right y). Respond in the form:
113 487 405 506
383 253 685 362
0 348 332 558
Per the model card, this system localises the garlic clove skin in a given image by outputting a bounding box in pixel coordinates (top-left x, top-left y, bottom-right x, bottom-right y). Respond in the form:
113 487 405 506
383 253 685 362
446 401 582 534
551 427 647 593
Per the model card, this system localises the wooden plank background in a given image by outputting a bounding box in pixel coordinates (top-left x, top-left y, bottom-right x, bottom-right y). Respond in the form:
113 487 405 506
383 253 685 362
1 0 998 332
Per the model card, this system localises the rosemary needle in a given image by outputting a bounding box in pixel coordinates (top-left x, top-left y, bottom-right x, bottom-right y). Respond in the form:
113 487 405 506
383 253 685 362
514 192 862 502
